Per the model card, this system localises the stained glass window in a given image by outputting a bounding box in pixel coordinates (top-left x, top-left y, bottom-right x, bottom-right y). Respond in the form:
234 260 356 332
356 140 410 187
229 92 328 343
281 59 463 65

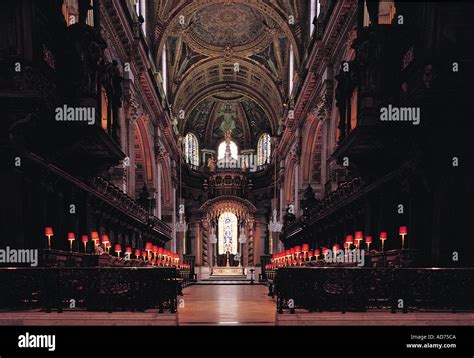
257 133 271 166
218 212 238 255
184 133 199 167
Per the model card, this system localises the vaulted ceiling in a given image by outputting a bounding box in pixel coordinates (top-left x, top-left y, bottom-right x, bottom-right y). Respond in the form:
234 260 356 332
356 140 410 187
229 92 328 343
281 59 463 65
151 0 309 148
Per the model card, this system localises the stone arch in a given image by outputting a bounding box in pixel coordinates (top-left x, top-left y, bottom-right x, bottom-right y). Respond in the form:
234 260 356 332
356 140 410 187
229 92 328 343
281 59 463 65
159 156 173 208
301 113 323 184
133 118 155 196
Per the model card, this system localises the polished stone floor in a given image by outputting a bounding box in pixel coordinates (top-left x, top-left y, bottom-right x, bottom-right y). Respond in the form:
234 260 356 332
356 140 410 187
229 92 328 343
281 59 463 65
178 284 276 325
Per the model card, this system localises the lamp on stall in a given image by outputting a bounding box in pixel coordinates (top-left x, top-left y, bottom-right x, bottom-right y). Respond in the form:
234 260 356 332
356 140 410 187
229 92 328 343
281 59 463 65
290 247 295 261
157 247 164 265
114 244 122 257
81 235 89 253
314 249 320 260
379 232 387 251
355 231 363 249
101 235 109 251
308 250 313 261
141 250 147 261
106 242 111 253
45 227 53 250
67 232 75 252
302 244 309 260
365 236 372 252
399 226 407 250
285 250 291 266
163 250 169 266
345 235 353 251
134 249 141 259
145 242 153 260
322 247 329 258
294 246 301 260
91 231 99 251
125 247 132 260
152 245 158 262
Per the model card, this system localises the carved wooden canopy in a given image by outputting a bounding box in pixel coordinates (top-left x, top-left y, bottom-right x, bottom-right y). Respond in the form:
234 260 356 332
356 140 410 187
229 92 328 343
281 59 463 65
199 195 256 223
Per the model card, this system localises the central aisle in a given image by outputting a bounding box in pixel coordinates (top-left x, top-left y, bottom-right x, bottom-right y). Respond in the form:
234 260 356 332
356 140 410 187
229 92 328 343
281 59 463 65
178 284 275 326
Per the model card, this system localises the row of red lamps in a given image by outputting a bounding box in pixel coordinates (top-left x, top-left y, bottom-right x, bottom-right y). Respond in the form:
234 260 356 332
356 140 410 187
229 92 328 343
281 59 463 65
266 226 408 270
44 227 189 269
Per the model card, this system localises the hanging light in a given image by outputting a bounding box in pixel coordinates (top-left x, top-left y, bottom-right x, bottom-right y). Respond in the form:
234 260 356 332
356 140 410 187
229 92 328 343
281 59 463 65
176 220 188 232
176 135 188 233
268 137 283 233
209 230 217 244
268 209 283 233
238 223 247 244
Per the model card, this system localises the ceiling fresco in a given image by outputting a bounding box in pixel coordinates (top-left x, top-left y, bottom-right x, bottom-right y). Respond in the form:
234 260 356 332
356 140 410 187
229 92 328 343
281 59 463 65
189 4 267 48
152 0 308 149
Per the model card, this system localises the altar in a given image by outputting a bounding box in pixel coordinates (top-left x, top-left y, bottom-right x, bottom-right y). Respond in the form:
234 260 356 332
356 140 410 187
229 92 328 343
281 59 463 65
211 252 246 276
211 266 246 276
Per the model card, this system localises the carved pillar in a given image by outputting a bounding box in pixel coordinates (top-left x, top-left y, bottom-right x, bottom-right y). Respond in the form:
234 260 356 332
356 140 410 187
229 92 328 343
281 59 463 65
247 218 255 266
201 219 209 267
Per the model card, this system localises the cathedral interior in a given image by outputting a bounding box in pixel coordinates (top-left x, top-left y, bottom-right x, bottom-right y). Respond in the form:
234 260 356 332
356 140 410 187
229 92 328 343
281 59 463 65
0 0 474 344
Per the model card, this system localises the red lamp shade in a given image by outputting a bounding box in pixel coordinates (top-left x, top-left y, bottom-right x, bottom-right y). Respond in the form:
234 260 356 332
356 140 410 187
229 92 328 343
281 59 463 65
106 242 111 248
68 232 75 241
314 249 320 256
125 247 132 254
365 236 372 244
145 242 153 251
302 244 309 252
45 227 54 236
101 235 109 244
81 235 89 243
157 247 163 255
399 226 407 235
345 235 353 244
355 231 363 240
285 250 291 257
333 244 340 252
308 250 313 258
152 245 158 254
91 231 99 241
141 250 147 258
290 248 295 255
134 249 140 257
294 246 301 254
380 232 387 240
114 244 122 253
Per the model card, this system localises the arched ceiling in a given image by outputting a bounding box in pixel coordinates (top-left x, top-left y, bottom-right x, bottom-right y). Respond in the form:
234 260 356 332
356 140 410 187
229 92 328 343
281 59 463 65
152 0 308 148
185 94 272 150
